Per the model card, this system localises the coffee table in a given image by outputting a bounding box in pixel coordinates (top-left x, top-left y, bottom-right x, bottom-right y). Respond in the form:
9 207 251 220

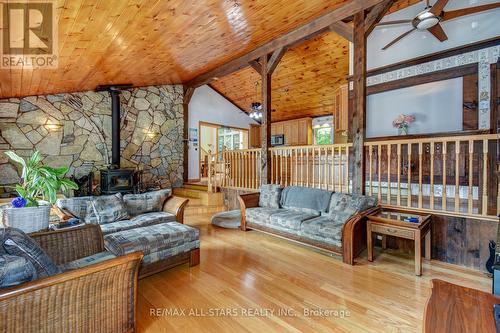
367 208 432 276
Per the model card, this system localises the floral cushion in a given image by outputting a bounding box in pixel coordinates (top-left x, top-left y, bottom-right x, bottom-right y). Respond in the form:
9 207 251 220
56 196 98 223
245 207 282 224
0 254 37 288
326 193 378 217
123 189 172 216
91 193 129 225
259 184 283 209
1 227 61 278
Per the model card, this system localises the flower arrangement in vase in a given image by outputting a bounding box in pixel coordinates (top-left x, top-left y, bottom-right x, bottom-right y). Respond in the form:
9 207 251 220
392 114 415 135
3 150 78 233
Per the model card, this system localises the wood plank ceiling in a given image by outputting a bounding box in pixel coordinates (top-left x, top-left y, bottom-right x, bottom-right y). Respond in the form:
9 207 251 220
1 0 354 99
210 0 420 122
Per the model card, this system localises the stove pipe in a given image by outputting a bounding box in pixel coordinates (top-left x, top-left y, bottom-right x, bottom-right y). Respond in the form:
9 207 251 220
110 89 121 168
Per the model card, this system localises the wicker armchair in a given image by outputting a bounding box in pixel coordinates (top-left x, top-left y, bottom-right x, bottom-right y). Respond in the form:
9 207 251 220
0 224 143 333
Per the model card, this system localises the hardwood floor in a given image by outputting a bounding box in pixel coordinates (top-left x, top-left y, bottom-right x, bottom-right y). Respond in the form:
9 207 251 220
137 213 492 333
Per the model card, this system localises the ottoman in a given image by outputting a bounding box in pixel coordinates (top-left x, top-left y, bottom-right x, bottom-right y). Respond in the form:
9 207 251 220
104 222 200 278
211 210 241 229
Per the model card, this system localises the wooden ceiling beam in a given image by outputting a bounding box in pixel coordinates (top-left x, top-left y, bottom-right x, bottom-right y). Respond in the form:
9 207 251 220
364 0 397 36
249 60 263 74
329 21 353 42
267 47 287 75
186 0 387 88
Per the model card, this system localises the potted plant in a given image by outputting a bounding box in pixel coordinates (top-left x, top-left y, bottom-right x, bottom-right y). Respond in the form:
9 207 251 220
3 150 78 233
392 114 415 135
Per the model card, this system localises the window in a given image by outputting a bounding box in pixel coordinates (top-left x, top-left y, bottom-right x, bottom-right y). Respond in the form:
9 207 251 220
314 127 333 145
218 128 245 151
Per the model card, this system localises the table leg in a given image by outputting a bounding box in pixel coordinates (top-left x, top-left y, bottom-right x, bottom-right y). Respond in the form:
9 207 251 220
415 230 422 276
367 223 373 262
425 230 431 260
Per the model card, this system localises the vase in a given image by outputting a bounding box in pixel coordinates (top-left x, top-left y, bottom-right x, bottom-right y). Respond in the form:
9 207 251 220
398 127 408 136
3 205 51 233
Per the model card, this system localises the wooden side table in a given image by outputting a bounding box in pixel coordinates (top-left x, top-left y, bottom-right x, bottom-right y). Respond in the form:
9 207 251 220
367 209 432 276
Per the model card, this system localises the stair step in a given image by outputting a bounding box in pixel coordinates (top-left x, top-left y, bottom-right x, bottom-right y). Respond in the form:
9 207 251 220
173 188 224 206
184 183 209 191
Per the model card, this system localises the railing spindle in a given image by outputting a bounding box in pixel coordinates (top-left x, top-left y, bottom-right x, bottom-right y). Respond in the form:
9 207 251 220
407 143 412 208
442 141 447 211
387 144 391 205
468 140 473 214
483 140 489 215
378 144 382 203
455 140 460 212
418 142 423 209
430 142 435 210
397 143 401 206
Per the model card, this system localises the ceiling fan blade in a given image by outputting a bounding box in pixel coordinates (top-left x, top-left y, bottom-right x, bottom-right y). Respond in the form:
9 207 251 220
442 3 500 21
376 19 413 27
382 28 417 50
427 23 448 42
430 0 450 15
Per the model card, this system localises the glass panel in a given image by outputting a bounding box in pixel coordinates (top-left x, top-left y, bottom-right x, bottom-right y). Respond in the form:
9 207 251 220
314 127 333 145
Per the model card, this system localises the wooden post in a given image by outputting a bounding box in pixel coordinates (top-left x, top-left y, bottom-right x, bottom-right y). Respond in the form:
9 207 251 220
351 11 367 195
260 55 272 185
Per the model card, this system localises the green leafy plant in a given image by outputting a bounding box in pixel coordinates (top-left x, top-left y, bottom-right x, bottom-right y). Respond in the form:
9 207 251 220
5 150 78 207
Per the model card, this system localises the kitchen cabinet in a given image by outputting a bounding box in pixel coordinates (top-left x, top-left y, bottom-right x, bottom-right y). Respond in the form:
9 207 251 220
333 84 348 133
271 117 312 146
249 124 261 148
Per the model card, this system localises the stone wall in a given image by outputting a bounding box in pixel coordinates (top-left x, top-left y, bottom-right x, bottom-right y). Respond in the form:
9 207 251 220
0 85 185 196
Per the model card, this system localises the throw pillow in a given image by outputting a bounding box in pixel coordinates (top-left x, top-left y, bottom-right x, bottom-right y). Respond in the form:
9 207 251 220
0 254 37 288
1 227 61 278
91 193 129 224
123 188 172 216
259 184 283 209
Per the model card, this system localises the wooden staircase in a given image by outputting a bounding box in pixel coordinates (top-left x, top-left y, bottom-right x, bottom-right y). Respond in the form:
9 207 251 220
173 183 226 216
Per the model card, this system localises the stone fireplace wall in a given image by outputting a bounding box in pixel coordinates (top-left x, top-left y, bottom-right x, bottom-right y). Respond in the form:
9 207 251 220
0 85 185 196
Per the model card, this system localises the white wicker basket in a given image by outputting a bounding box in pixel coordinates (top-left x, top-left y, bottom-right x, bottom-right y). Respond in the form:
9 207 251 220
3 205 51 233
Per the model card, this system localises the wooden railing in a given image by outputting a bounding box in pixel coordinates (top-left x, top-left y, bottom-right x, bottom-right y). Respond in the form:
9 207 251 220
270 144 351 192
365 134 498 218
208 134 498 219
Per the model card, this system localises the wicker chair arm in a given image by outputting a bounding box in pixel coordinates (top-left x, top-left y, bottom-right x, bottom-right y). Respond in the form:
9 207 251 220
30 224 105 265
163 196 189 224
0 252 143 333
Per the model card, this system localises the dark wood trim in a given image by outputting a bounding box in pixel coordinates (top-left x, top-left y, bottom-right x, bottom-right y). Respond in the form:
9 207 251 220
186 0 387 88
351 11 367 195
367 37 500 77
365 129 490 142
364 0 396 37
367 63 478 95
329 21 353 42
182 85 192 183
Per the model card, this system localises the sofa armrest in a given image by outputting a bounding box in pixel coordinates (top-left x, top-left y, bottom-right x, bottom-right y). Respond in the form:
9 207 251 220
237 192 260 231
163 196 189 224
0 252 143 333
342 206 381 265
30 224 105 265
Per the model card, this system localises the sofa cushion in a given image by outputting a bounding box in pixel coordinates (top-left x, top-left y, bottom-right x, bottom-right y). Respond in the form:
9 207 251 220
104 222 199 256
268 209 319 231
1 227 61 278
99 212 176 235
259 184 283 208
326 193 378 217
91 193 129 225
56 196 98 223
60 251 117 271
0 254 37 288
123 189 172 216
245 207 282 224
143 240 200 265
300 215 350 248
280 186 332 215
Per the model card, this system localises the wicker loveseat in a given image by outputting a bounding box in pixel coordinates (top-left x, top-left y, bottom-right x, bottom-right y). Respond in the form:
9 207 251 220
239 185 379 264
0 224 142 333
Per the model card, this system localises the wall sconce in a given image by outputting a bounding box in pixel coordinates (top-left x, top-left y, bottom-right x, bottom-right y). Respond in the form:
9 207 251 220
45 122 63 131
144 129 159 139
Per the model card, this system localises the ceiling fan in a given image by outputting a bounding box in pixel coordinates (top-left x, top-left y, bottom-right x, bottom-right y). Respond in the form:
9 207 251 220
376 0 500 50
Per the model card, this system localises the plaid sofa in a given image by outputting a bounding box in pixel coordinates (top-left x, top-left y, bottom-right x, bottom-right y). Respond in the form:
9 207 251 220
244 186 378 249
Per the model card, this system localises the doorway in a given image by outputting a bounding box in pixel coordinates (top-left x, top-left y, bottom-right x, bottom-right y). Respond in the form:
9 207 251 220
198 122 249 181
